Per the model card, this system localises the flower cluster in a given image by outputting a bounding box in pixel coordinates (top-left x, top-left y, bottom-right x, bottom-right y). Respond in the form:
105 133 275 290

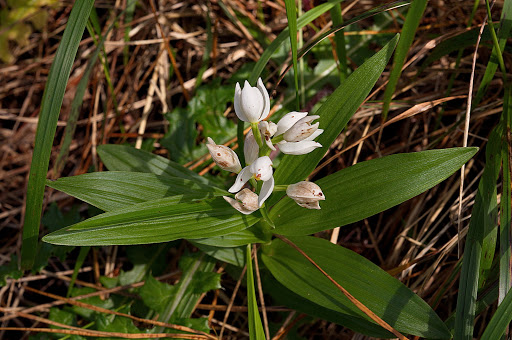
207 78 325 215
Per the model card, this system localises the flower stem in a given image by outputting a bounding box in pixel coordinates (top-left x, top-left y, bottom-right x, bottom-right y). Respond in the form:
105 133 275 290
251 122 263 148
271 134 284 144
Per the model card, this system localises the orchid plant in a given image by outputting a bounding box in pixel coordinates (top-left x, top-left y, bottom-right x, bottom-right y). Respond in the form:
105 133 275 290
40 34 479 339
207 78 324 216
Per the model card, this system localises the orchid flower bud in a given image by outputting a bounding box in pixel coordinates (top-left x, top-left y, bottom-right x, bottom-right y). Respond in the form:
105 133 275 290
206 137 242 173
244 130 259 165
258 121 277 150
275 111 308 136
286 181 325 209
223 188 259 215
283 115 320 142
234 78 270 123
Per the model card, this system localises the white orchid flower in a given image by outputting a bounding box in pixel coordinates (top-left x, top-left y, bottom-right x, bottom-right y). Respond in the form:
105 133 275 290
234 78 270 123
206 137 242 173
223 188 259 215
229 156 274 207
286 181 325 209
273 111 323 155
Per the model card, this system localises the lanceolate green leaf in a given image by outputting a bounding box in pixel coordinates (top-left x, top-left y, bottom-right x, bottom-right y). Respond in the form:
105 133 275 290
191 223 272 248
21 0 95 270
271 147 477 236
261 236 451 338
269 34 399 207
97 144 214 186
381 0 427 119
455 128 502 340
46 171 227 212
42 197 260 246
284 0 299 109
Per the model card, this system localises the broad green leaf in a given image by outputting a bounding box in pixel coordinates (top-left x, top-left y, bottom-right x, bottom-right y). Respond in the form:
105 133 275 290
97 144 214 186
481 285 512 340
21 0 94 270
261 236 451 338
191 223 272 248
42 197 260 246
264 276 393 338
455 128 502 339
381 0 427 119
191 243 245 267
268 34 399 207
246 245 266 340
46 171 227 212
271 147 477 236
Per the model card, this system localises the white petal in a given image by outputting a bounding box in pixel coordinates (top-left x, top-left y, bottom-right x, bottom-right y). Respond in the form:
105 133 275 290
258 176 274 207
241 81 264 122
244 131 259 165
258 121 276 151
234 82 247 122
228 166 252 193
257 78 270 121
275 111 308 136
249 156 273 181
304 129 324 141
278 141 322 155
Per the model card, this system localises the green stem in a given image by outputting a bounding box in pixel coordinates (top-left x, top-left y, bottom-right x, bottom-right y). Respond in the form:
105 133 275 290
271 134 284 144
273 185 288 192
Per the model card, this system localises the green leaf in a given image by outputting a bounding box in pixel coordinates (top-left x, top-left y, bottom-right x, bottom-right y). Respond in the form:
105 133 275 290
246 245 266 340
269 34 399 206
481 284 512 340
97 144 214 186
46 171 227 212
284 0 299 109
381 0 427 119
42 197 260 246
21 0 94 270
192 242 245 267
140 275 176 314
473 0 512 106
0 255 22 287
261 236 451 338
191 223 272 248
455 128 502 340
271 147 477 236
264 275 392 338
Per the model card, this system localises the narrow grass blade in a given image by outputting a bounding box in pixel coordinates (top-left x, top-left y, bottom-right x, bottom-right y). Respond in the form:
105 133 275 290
21 0 95 270
481 287 512 340
329 3 348 80
66 246 90 297
500 85 512 303
455 127 502 340
473 0 512 106
246 245 266 340
284 0 299 109
381 0 427 120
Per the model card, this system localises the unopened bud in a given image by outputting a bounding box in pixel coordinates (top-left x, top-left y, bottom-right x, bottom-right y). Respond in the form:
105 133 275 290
206 137 242 173
286 181 325 209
